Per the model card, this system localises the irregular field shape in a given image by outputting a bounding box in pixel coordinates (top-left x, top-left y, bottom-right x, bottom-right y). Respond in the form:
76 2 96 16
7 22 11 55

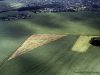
0 35 100 75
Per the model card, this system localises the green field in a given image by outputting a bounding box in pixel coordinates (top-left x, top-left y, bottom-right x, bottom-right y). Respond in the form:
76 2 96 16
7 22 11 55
0 12 100 35
0 36 100 75
0 12 100 75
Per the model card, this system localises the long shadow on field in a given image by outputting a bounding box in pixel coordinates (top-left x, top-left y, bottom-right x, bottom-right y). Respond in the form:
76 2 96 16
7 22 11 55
0 54 57 75
60 12 100 29
0 12 65 38
0 22 35 38
0 36 78 75
0 36 100 75
27 13 65 29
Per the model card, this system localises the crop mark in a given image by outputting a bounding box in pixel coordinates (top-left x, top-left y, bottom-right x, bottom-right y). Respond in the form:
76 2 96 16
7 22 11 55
72 36 99 53
8 34 66 60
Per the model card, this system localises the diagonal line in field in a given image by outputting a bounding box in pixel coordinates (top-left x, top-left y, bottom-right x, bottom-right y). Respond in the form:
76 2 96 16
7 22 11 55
8 34 66 60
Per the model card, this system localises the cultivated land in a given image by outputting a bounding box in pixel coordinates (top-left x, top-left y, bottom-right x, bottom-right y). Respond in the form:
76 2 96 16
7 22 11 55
0 12 100 75
0 12 100 35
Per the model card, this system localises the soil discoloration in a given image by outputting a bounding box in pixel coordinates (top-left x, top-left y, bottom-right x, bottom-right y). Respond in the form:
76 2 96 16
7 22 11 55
8 34 66 60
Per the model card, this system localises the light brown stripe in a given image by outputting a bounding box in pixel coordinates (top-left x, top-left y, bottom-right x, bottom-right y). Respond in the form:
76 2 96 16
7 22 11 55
8 34 66 60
